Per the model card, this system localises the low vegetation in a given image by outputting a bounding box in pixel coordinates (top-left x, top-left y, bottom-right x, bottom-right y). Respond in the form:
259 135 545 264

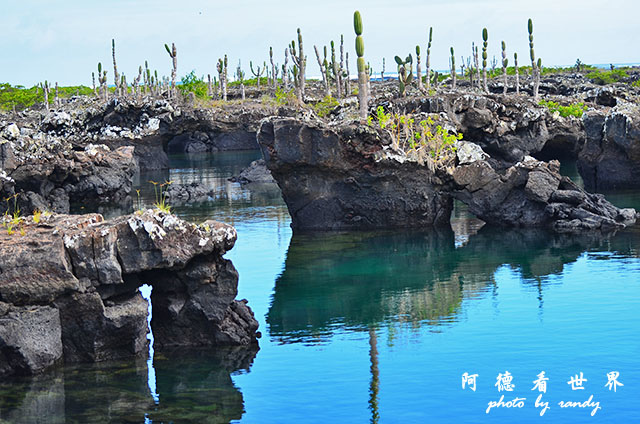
368 106 462 168
539 100 588 118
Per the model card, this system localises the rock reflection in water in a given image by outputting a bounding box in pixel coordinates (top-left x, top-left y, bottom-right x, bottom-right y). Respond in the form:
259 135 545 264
267 225 639 343
0 346 258 423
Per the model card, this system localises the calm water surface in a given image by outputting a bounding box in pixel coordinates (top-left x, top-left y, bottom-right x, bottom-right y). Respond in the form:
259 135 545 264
1 153 639 423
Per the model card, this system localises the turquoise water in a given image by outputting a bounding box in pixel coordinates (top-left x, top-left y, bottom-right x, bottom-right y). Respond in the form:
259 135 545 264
1 152 639 423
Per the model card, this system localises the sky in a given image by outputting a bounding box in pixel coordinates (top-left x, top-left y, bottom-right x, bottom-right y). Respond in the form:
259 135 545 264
1 0 639 86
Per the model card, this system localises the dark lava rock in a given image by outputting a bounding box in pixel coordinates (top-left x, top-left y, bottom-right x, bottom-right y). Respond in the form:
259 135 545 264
453 156 637 232
578 103 640 189
165 181 213 202
229 159 275 184
258 117 453 231
0 210 259 377
0 144 136 214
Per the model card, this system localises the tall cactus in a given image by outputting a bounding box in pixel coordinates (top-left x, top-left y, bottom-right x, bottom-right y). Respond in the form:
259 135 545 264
92 72 97 97
395 55 413 97
514 53 520 94
482 28 488 92
269 47 276 89
354 10 368 121
289 28 306 102
345 51 351 94
450 47 456 89
474 44 480 89
331 40 342 98
237 61 246 100
112 39 120 97
381 58 386 82
314 45 330 96
164 43 177 98
41 80 49 110
282 48 290 89
425 27 433 91
339 35 345 97
250 61 265 90
528 18 540 100
416 45 423 92
217 55 228 100
501 41 508 94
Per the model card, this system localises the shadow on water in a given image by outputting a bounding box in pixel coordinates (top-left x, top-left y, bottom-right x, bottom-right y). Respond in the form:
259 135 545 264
0 346 258 424
266 225 640 343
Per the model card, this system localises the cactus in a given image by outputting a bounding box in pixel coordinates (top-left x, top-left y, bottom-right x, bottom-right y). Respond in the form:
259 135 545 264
112 39 120 97
528 18 540 100
416 45 423 92
331 40 342 98
289 28 306 102
41 80 49 110
92 72 97 97
345 51 351 94
250 61 265 90
97 63 108 101
269 47 277 89
281 48 289 89
450 47 456 89
134 66 143 99
381 57 386 82
54 82 59 108
395 54 413 97
165 42 177 98
237 61 246 100
514 52 520 95
425 27 433 91
354 10 368 120
314 44 330 96
223 55 228 100
482 28 488 92
339 35 345 97
501 41 508 94
473 43 480 90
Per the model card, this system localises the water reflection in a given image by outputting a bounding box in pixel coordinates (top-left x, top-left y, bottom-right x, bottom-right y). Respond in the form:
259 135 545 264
0 347 257 423
267 226 640 343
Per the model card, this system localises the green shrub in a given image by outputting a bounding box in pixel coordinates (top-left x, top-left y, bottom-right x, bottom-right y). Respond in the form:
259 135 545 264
0 83 92 111
178 71 208 99
585 69 628 85
368 106 462 166
539 100 587 118
311 95 339 118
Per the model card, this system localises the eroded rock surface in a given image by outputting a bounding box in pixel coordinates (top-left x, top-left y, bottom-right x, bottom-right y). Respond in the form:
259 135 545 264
259 116 637 233
258 117 453 231
578 102 640 189
452 156 637 232
0 210 259 377
0 143 136 214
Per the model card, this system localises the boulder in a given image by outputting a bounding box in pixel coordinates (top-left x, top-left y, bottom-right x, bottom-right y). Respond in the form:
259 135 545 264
578 103 640 189
0 210 259 377
229 159 275 184
258 117 453 231
453 157 637 232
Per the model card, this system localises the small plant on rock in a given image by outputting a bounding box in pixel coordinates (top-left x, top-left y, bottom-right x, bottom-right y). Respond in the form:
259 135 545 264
150 180 172 213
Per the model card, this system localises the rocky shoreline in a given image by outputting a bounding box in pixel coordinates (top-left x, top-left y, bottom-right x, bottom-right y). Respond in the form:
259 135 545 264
1 70 640 377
